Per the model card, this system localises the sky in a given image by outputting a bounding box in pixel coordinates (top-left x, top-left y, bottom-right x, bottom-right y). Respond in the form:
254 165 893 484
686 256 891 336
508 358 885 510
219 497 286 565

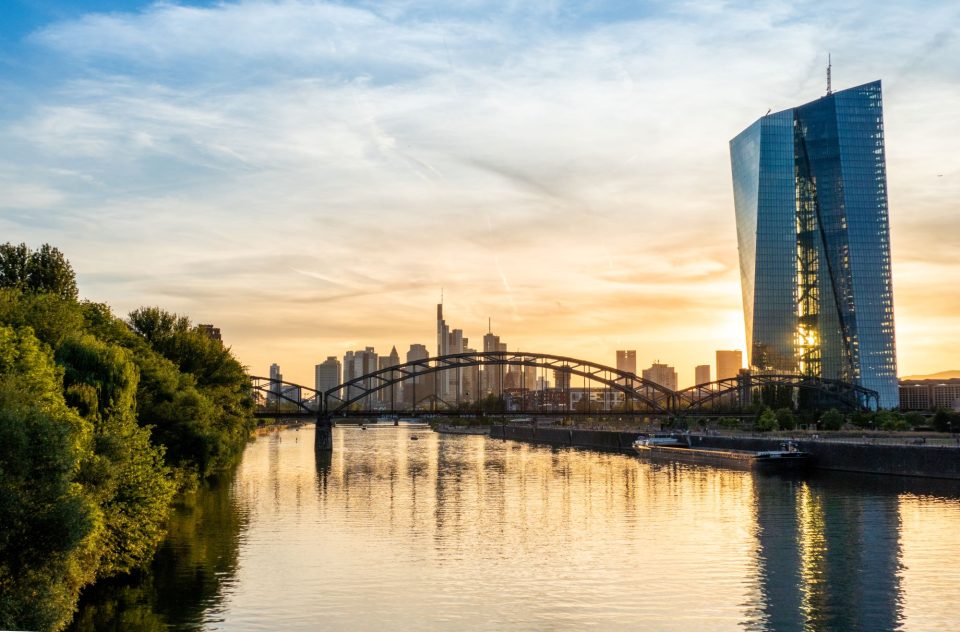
0 0 958 388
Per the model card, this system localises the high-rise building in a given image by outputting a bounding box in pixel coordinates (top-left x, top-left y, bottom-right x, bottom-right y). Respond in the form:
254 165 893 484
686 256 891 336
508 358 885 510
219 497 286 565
716 350 742 381
730 78 898 408
481 326 503 396
268 363 282 404
642 361 678 391
616 350 637 375
343 347 378 402
315 356 341 399
695 364 711 386
197 323 222 341
405 343 432 407
377 346 402 408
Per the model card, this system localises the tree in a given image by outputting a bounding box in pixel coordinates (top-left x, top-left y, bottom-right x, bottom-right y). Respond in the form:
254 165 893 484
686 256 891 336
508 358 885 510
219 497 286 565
0 326 100 632
755 407 779 432
775 407 797 431
904 411 927 429
821 408 844 431
933 408 959 433
0 243 78 300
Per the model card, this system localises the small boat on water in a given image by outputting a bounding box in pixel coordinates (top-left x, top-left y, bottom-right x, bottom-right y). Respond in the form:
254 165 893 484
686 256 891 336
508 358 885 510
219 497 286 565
632 435 809 472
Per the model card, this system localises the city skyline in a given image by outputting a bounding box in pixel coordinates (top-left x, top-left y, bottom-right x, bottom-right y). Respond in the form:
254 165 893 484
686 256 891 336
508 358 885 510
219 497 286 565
1 1 958 389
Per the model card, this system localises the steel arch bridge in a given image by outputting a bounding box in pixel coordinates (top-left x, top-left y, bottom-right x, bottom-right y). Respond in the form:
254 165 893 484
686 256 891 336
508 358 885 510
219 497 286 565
250 351 879 420
675 373 879 413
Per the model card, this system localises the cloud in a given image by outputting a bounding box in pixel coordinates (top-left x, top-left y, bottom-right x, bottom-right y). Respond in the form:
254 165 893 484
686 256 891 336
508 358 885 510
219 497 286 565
1 0 959 385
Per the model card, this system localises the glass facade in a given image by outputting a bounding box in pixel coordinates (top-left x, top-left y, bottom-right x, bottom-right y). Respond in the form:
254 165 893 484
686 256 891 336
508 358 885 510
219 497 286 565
730 81 898 409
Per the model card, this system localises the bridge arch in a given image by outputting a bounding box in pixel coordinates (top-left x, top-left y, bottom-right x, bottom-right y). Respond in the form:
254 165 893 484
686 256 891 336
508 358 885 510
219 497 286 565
675 373 879 412
324 351 676 415
249 376 322 415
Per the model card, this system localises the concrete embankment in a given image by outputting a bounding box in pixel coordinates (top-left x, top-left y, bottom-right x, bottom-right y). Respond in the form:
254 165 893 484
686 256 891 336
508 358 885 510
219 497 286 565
489 425 960 480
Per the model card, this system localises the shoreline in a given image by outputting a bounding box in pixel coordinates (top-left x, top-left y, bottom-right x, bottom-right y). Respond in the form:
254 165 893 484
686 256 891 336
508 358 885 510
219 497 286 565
489 425 960 480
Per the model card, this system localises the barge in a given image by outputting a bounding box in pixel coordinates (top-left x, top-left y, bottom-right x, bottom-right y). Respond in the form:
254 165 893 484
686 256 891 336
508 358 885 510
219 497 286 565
632 435 810 472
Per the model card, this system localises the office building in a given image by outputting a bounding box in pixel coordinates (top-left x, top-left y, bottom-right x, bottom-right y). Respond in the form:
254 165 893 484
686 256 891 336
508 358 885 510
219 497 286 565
267 363 282 404
716 350 743 381
899 378 960 411
378 346 402 408
642 361 678 391
405 343 432 407
315 356 341 399
616 350 637 375
695 364 711 386
731 78 898 408
197 323 222 341
343 347 378 402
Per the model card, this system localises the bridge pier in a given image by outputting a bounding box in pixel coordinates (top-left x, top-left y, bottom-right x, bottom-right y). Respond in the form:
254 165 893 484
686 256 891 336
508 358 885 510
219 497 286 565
315 416 333 452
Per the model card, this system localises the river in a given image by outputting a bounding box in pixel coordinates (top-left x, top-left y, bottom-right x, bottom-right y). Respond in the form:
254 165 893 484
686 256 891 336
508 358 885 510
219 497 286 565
70 425 960 631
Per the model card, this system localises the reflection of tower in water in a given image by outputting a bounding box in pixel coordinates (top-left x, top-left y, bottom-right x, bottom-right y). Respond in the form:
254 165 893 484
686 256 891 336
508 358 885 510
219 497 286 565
752 475 902 630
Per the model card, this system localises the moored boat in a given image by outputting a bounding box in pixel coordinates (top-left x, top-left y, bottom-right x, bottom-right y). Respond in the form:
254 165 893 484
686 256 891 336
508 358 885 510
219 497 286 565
632 436 809 472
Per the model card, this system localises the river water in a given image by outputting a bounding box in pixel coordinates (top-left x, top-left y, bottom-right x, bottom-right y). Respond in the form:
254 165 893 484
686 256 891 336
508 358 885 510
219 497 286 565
71 425 960 631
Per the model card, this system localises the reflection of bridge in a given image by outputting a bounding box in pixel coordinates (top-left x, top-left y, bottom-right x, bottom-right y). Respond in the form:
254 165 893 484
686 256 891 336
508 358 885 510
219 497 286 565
249 351 879 450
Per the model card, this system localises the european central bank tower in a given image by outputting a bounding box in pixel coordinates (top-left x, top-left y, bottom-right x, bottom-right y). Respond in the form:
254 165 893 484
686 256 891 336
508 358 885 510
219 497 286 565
730 80 898 409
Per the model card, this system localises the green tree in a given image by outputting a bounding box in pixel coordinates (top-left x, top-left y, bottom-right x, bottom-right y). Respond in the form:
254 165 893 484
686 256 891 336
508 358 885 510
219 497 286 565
933 408 959 433
0 243 78 300
0 326 101 632
56 334 176 578
821 408 844 431
755 407 779 432
876 410 911 432
903 411 927 429
775 407 797 431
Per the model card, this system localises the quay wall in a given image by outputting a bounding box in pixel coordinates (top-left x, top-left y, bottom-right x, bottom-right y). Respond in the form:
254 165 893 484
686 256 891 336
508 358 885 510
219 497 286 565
489 425 960 480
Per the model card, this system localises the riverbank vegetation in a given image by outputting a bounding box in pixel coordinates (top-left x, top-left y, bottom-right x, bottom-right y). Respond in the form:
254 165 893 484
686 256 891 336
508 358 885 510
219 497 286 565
0 243 255 631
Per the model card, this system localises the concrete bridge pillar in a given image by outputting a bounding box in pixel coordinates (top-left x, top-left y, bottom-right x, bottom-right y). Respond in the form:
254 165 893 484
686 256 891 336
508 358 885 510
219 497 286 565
315 416 333 452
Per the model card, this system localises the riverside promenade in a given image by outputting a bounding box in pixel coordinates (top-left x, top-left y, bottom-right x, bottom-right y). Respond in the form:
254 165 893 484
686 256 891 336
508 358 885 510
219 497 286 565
490 424 960 480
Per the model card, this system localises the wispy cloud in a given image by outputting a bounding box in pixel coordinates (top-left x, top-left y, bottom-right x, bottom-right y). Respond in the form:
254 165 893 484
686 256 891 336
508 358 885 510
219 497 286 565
1 0 958 385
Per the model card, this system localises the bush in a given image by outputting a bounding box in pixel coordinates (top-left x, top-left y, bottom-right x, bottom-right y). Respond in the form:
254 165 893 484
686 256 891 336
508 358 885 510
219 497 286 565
820 408 844 431
717 417 740 429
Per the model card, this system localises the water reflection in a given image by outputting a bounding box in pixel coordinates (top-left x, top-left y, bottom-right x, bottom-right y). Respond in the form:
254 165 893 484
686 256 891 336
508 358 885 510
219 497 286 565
71 427 960 631
69 470 246 631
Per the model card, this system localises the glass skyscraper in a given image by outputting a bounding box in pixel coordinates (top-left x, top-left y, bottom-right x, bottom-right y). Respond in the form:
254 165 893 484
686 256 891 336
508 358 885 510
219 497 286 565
730 80 898 409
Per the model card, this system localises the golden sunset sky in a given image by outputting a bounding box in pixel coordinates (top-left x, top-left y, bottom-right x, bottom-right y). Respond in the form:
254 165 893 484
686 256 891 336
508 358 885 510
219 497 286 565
1 1 957 387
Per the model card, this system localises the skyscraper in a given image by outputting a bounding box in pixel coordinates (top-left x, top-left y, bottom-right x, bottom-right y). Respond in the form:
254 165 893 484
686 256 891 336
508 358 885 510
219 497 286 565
315 356 341 397
695 364 711 386
642 361 678 391
716 350 742 381
616 350 637 375
730 79 898 408
268 363 282 404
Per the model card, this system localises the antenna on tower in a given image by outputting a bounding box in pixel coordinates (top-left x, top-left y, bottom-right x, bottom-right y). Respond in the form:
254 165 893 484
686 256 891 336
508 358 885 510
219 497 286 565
826 53 832 95
488 317 491 334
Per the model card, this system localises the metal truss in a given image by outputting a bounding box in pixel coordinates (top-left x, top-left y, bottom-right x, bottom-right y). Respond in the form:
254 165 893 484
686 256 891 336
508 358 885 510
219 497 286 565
675 373 878 412
324 351 675 415
250 359 879 419
250 375 323 416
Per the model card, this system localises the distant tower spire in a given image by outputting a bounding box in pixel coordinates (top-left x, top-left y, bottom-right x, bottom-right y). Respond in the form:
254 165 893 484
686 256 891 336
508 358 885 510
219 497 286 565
488 317 491 334
826 53 832 95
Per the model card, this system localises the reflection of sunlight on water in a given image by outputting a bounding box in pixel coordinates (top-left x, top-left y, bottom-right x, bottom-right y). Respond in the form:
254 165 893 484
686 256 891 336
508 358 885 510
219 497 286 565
899 493 960 629
69 425 960 631
224 426 761 630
